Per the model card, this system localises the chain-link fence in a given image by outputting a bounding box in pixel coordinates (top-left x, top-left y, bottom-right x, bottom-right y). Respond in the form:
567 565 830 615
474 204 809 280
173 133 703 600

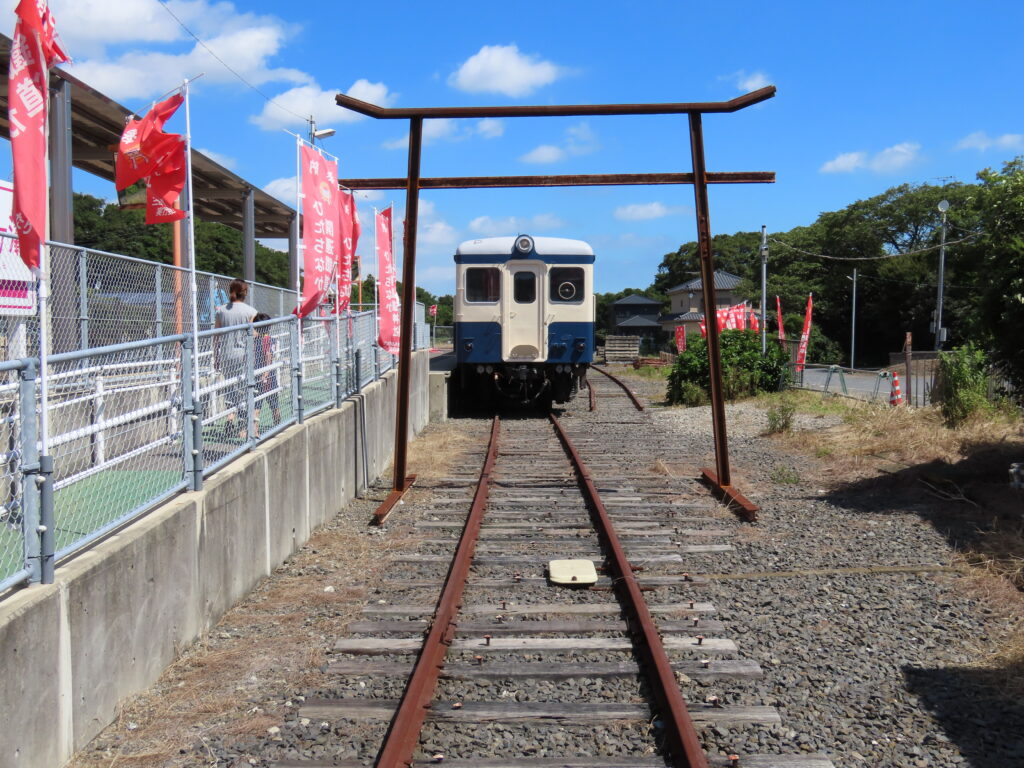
2 302 430 592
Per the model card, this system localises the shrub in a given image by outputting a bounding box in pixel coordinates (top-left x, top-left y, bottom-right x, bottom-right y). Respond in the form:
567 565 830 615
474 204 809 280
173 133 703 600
765 401 796 434
667 331 790 406
934 343 992 426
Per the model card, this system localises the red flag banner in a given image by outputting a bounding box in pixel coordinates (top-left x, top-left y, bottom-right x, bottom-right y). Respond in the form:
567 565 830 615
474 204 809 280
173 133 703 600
336 190 357 313
776 295 785 341
429 304 438 317
795 293 813 373
376 207 400 354
9 0 68 271
749 308 760 333
674 326 686 352
699 318 707 338
299 145 340 317
115 93 184 191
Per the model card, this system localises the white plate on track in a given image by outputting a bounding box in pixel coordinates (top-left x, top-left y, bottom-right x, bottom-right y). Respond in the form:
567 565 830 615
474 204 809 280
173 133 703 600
548 559 598 586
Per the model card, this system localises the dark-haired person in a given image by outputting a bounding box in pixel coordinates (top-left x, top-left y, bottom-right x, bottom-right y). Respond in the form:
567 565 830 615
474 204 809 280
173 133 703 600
252 312 281 437
214 279 257 439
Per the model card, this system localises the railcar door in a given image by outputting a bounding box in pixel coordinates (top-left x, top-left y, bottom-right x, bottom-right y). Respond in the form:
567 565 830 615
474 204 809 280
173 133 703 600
502 263 546 361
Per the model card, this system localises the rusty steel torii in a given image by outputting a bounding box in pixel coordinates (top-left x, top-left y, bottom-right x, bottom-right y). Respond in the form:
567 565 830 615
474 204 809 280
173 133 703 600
336 86 776 524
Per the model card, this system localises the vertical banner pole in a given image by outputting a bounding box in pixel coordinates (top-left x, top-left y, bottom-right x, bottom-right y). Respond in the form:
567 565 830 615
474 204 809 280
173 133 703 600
760 224 768 355
392 117 423 491
182 80 200 391
688 113 731 488
294 135 304 399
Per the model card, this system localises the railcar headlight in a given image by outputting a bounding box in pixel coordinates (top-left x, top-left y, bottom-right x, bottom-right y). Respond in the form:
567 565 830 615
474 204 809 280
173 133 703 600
514 234 534 255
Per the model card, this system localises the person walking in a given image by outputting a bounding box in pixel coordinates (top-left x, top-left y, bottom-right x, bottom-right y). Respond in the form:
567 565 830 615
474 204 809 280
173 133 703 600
214 279 257 439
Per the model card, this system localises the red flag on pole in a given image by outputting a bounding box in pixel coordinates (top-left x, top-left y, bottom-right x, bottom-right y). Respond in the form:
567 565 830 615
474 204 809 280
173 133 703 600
376 207 400 354
297 145 340 318
776 295 786 341
429 304 438 317
795 293 813 373
674 326 686 352
8 0 68 271
145 142 187 223
336 190 358 313
749 308 760 333
115 93 184 191
699 317 707 338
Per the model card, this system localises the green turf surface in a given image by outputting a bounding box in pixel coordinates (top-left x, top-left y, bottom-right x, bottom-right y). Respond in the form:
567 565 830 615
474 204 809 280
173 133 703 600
53 469 184 553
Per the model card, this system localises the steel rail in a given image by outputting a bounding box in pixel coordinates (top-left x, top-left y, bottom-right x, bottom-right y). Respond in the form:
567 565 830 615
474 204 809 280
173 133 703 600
590 365 645 411
373 415 501 768
548 413 708 768
588 379 596 411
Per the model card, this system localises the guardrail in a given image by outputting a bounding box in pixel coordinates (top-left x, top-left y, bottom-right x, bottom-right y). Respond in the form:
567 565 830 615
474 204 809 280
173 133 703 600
0 308 422 593
788 363 932 406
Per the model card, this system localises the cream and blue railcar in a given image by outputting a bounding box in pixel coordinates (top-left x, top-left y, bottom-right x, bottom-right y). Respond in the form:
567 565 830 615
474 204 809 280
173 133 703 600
454 234 594 406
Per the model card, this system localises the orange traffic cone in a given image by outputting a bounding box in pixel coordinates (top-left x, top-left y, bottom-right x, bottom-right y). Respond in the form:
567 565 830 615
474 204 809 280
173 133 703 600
889 373 904 406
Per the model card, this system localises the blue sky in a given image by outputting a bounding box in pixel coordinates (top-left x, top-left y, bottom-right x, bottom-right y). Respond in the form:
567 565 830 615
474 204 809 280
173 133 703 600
3 0 1023 294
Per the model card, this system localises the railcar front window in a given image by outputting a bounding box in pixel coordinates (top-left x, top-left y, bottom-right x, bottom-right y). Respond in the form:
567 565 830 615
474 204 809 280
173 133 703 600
514 272 536 303
466 267 500 302
550 267 584 303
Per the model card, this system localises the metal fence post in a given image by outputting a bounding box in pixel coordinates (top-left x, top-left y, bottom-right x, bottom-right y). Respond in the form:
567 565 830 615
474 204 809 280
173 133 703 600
246 325 256 445
331 316 342 408
182 338 204 491
78 248 89 351
291 318 303 424
155 264 164 337
19 360 41 583
39 451 54 584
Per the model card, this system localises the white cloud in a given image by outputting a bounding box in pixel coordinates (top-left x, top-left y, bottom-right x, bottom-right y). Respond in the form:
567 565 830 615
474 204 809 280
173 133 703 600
721 69 772 93
354 189 385 202
520 144 565 164
819 143 920 174
613 202 687 221
477 119 505 139
197 147 236 170
955 131 1024 152
448 44 563 97
468 214 565 236
66 25 311 102
252 79 397 132
263 176 297 204
820 151 867 173
383 118 461 150
519 121 597 164
868 142 920 172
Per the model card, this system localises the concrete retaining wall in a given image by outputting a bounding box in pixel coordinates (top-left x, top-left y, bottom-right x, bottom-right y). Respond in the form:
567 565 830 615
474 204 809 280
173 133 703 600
0 351 429 767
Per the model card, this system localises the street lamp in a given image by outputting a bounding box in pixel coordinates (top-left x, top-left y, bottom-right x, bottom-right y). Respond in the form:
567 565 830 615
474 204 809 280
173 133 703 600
934 199 949 350
308 115 336 144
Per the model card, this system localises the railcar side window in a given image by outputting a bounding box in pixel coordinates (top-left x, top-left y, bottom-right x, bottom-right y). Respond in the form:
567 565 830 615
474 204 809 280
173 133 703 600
550 267 584 303
466 267 500 302
513 272 536 303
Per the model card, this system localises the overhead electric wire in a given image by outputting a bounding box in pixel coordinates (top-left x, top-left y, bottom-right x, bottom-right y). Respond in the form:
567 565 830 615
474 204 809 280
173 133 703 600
769 233 979 262
153 0 308 124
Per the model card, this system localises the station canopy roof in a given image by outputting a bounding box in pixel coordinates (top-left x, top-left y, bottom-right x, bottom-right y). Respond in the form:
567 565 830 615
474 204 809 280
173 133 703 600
0 34 295 238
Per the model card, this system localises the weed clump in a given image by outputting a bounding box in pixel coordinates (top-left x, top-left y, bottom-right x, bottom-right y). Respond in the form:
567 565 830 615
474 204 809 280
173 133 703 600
934 343 993 427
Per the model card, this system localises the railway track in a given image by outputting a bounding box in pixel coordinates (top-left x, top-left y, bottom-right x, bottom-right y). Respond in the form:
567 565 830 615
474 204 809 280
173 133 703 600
280 388 835 768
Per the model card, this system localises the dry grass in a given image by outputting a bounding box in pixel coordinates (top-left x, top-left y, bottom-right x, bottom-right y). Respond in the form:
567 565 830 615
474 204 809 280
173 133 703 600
760 392 1024 691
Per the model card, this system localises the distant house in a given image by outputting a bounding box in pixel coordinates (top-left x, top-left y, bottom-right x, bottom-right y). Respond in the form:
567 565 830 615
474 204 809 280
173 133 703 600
610 294 664 344
659 270 744 337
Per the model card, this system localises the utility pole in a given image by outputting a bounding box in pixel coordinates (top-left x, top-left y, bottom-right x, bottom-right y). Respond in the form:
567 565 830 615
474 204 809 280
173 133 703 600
760 224 767 355
849 268 857 368
934 200 949 350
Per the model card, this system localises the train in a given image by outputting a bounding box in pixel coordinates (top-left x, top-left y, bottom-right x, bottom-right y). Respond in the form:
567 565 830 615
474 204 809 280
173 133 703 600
453 234 595 407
